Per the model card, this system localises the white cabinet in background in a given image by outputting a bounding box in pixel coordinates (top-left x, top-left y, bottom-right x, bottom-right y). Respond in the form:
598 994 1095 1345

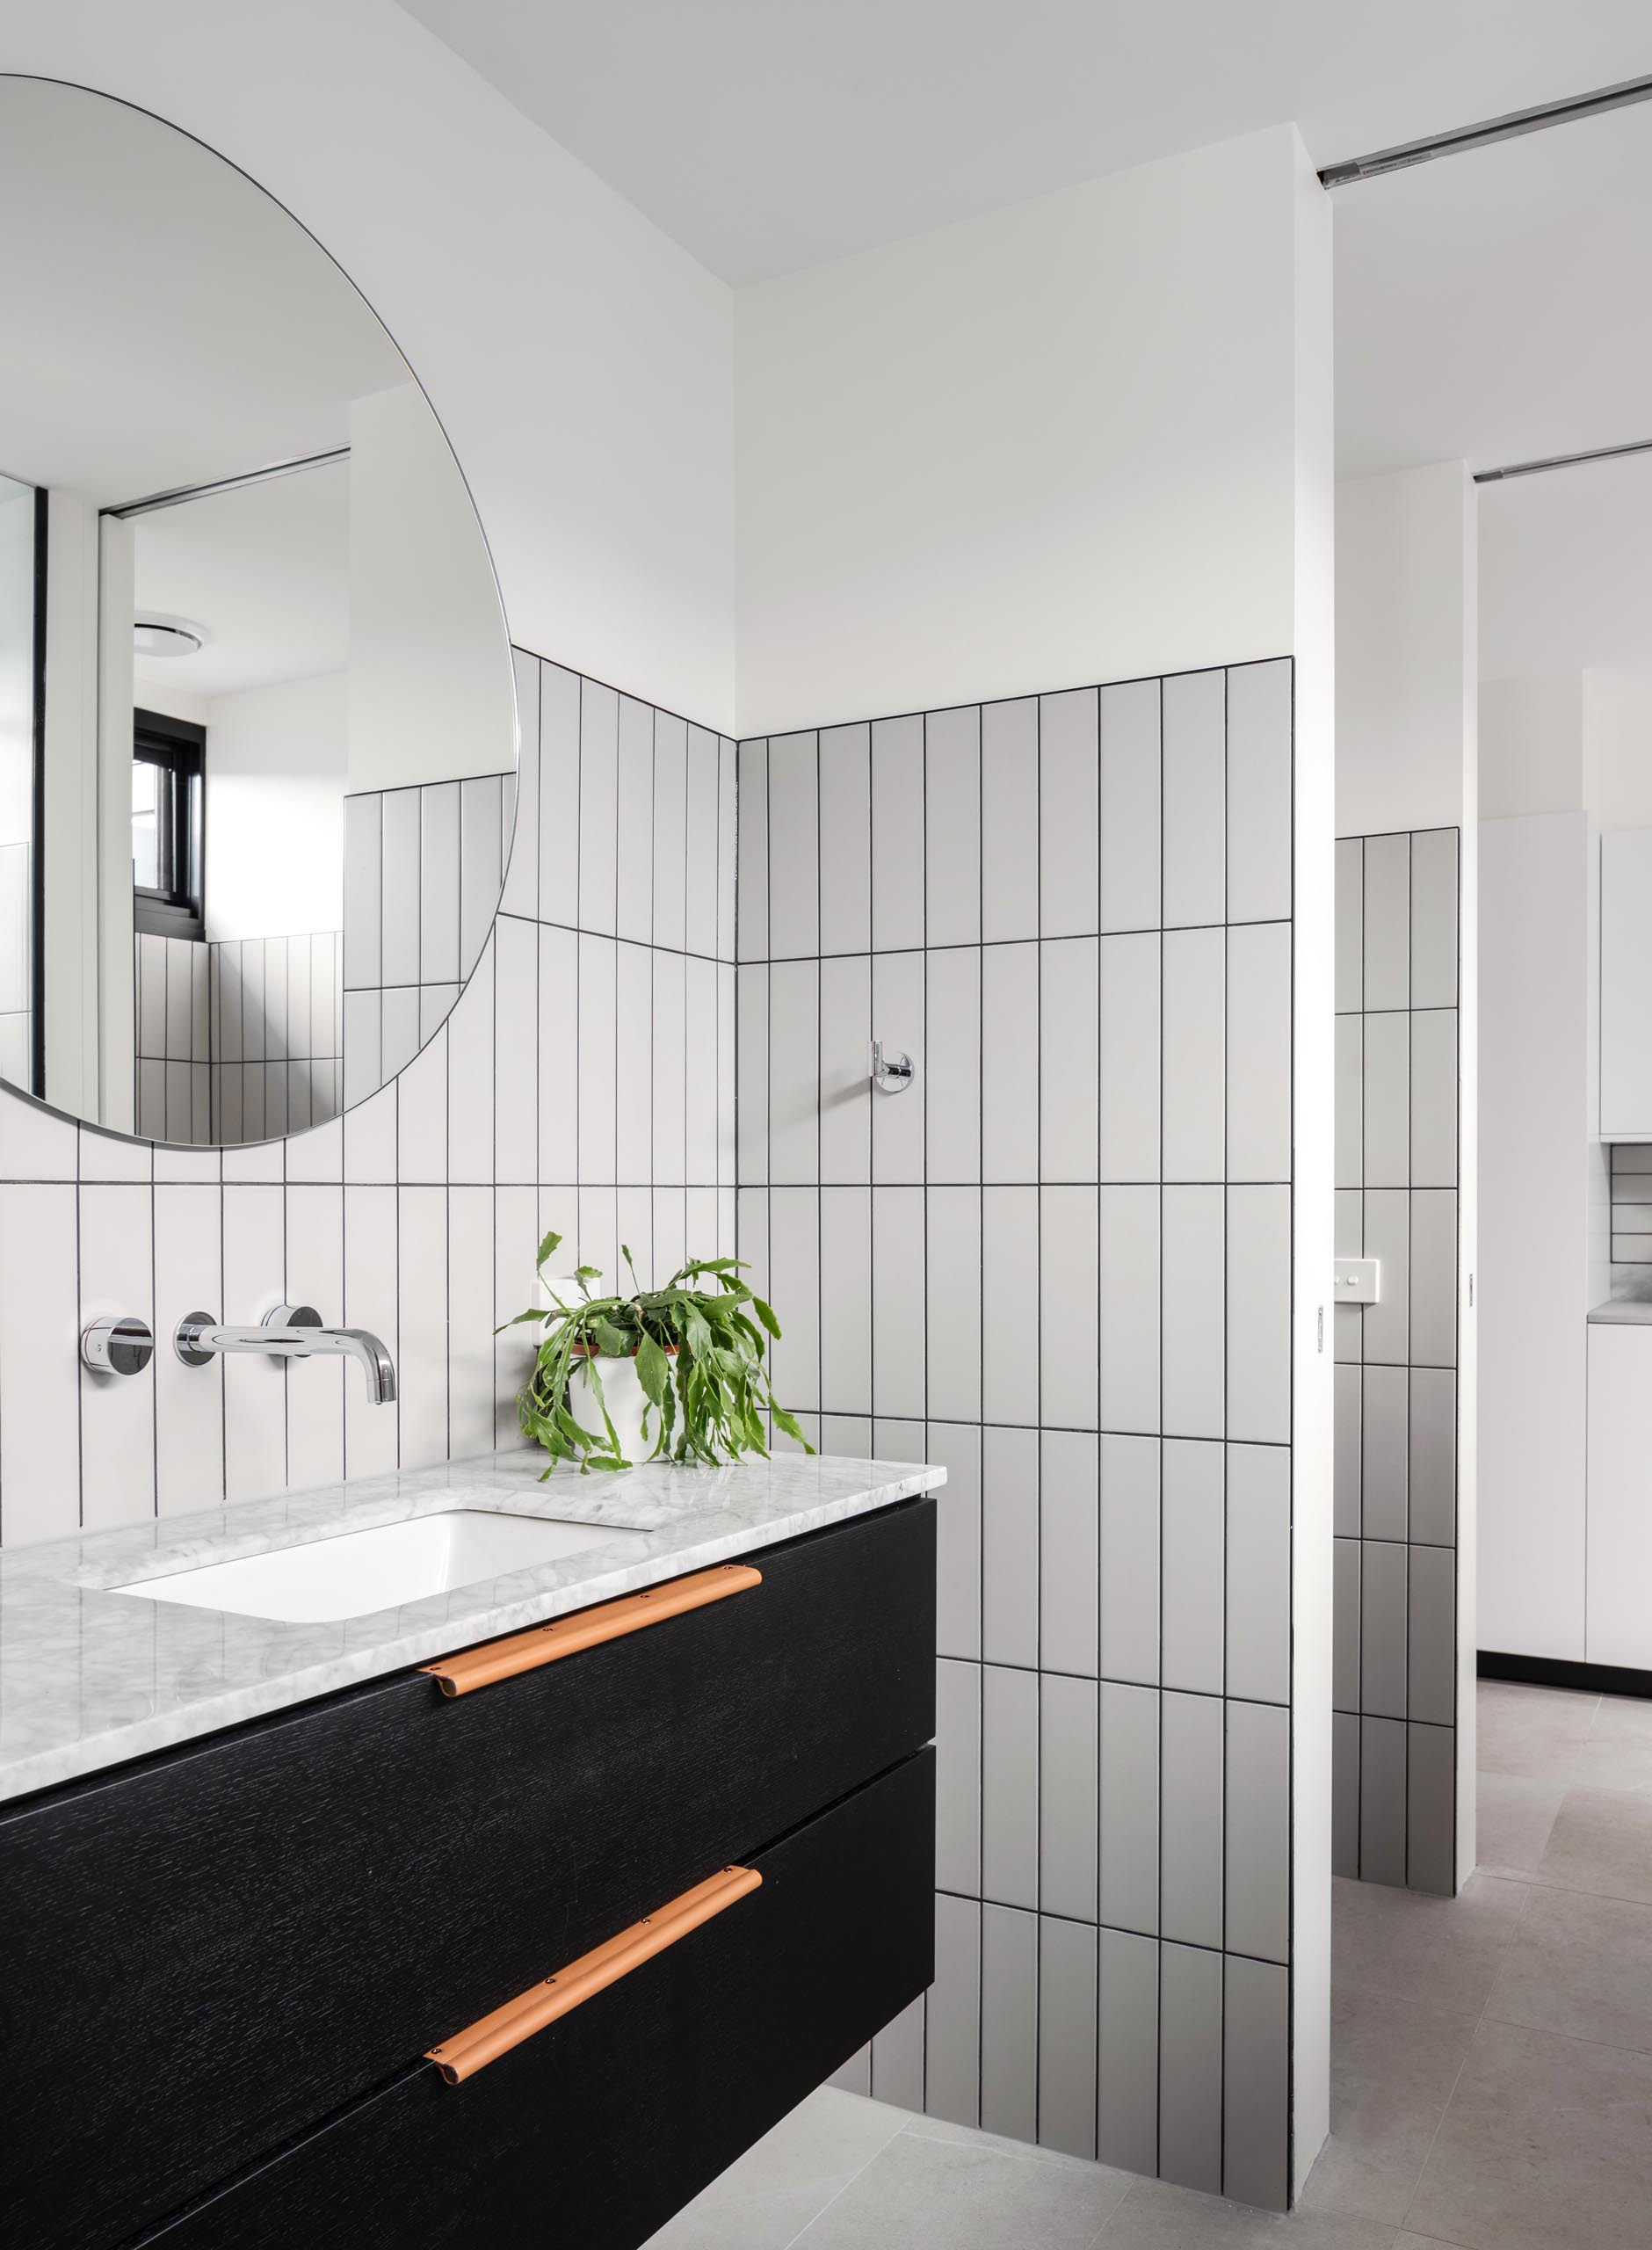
1600 828 1652 1138
1586 1324 1652 1669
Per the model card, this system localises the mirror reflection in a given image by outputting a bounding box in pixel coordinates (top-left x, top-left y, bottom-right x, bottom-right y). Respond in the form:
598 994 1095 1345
0 77 516 1145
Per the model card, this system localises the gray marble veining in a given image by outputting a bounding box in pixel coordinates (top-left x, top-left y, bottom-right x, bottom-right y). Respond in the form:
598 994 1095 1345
0 1449 945 1804
1586 1296 1652 1325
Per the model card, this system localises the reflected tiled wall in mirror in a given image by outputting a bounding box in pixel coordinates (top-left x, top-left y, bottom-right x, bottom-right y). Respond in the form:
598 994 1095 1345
341 772 514 1111
736 662 1296 2207
135 931 345 1145
1333 827 1461 1896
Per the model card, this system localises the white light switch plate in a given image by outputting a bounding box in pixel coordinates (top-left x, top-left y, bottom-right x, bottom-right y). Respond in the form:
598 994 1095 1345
1333 1258 1380 1305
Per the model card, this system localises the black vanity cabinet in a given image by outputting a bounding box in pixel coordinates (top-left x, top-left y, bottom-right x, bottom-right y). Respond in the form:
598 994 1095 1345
0 1496 936 2250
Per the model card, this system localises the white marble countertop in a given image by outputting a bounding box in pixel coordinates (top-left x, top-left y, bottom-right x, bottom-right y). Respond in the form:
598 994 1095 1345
1587 1297 1652 1325
0 1450 945 1804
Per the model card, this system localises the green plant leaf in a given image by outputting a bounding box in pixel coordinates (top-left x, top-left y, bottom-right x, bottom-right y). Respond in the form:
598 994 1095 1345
535 1229 563 1270
634 1332 672 1410
750 1296 781 1339
770 1400 816 1454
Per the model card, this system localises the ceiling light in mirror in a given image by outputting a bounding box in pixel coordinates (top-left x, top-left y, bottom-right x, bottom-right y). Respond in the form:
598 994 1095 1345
133 618 205 660
0 76 516 1149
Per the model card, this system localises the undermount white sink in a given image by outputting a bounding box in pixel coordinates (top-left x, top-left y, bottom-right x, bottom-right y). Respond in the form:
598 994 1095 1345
110 1510 649 1625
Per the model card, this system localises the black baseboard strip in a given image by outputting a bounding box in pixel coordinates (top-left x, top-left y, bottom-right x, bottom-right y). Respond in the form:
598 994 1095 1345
1479 1649 1652 1701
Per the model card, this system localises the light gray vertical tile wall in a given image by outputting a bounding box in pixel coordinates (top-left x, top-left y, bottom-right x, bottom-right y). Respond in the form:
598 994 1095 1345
736 655 1297 2207
1605 1142 1652 1264
2 648 735 1550
136 931 344 1146
336 772 511 1136
1332 828 1460 1894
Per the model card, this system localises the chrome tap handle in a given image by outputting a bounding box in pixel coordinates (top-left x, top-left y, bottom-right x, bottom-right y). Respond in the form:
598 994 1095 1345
82 1315 156 1376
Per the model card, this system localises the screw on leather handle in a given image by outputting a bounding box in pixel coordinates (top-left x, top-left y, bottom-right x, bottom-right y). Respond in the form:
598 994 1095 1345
426 1864 764 2082
419 1564 764 1695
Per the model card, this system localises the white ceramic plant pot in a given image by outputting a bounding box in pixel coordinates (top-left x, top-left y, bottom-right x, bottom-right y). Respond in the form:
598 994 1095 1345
569 1352 653 1461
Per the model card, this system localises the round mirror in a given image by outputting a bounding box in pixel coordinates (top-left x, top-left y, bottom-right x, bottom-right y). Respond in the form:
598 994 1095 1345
0 76 516 1147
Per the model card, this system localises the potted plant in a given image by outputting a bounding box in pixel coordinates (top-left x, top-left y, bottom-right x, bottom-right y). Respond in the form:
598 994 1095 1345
504 1232 815 1472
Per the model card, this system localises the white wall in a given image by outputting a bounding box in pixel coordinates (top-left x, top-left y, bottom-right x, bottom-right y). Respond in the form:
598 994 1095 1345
1479 449 1652 683
1584 668 1652 831
1479 812 1591 1658
203 673 347 941
1 0 737 732
1484 667 1652 830
346 382 515 794
735 126 1318 737
1481 672 1584 820
1477 667 1652 1658
1336 462 1477 838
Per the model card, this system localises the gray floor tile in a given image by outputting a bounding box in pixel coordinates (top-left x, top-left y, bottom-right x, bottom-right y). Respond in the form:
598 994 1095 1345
1571 1693 1652 1793
1473 1770 1569 1877
791 2124 1134 2248
1487 1882 1652 2055
1333 1871 1530 2015
1535 1784 1652 1904
1407 2017 1652 2250
1097 2179 1397 2244
1474 1681 1597 1781
1298 1986 1478 2225
904 2112 1054 2159
641 2087 908 2249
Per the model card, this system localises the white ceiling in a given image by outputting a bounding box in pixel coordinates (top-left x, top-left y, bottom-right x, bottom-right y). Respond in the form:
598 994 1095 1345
0 77 403 505
1334 93 1652 481
397 0 1652 287
133 461 349 700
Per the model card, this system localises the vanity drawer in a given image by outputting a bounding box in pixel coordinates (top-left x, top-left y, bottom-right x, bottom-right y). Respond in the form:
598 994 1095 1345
144 1748 933 2250
0 1496 935 2250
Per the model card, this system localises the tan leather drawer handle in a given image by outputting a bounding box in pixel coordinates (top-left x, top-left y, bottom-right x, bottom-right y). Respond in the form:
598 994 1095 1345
426 1863 763 2083
420 1563 763 1695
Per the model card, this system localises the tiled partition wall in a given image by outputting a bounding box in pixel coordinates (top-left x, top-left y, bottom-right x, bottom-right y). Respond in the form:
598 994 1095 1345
0 649 735 1549
736 662 1298 2208
134 931 346 1146
343 773 514 1108
1607 1143 1652 1265
1332 830 1460 1895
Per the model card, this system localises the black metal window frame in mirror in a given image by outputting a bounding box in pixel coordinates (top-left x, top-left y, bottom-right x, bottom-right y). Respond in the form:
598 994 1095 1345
0 75 518 1150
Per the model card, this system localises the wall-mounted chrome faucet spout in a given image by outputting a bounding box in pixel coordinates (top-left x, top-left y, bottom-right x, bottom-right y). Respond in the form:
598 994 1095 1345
175 1305 397 1405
